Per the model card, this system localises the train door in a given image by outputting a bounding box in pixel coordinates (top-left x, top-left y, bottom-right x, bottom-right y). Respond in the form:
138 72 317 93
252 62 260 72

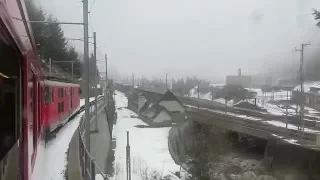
0 26 22 179
38 83 42 137
28 70 36 169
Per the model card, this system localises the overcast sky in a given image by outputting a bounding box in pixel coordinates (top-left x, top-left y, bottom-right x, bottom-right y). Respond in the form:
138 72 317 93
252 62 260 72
36 0 320 82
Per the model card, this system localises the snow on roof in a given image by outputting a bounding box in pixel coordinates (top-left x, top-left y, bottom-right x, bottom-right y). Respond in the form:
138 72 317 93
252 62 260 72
157 90 183 105
44 80 80 87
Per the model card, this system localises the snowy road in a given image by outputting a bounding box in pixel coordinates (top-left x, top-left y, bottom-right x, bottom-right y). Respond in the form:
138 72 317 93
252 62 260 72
113 91 180 180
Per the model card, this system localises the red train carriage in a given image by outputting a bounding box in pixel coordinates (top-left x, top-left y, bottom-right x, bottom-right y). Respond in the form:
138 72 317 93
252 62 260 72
0 1 81 180
43 80 80 134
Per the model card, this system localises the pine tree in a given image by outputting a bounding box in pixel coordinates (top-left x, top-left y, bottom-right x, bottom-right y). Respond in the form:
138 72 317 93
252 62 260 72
26 0 82 79
313 9 320 27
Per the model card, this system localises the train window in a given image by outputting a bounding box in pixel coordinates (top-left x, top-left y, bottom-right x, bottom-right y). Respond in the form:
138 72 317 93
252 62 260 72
30 87 33 98
30 87 33 112
58 102 64 113
45 86 49 103
58 88 61 98
59 88 64 98
52 88 54 102
44 86 54 104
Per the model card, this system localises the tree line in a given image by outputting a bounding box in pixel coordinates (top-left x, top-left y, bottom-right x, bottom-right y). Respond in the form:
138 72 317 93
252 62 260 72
26 0 100 85
305 9 320 81
295 9 320 81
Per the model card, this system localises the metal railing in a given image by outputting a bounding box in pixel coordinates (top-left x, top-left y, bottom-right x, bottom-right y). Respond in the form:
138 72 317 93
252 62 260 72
78 97 110 180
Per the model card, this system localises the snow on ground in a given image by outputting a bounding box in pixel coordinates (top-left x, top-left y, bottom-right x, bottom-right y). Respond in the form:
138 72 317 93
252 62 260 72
235 99 295 116
113 91 180 180
189 87 211 100
213 98 235 106
265 120 320 134
186 104 262 121
246 88 291 101
189 87 234 106
80 97 96 106
42 111 84 180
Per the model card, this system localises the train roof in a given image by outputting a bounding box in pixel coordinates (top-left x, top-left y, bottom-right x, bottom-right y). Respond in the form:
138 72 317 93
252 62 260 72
44 79 80 87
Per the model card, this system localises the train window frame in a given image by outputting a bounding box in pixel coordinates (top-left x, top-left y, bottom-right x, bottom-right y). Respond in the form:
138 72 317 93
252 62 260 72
58 101 64 113
44 86 50 104
44 86 54 104
52 88 54 102
58 88 64 98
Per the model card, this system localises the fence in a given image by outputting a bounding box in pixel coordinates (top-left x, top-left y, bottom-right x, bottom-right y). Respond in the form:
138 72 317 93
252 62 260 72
78 97 110 180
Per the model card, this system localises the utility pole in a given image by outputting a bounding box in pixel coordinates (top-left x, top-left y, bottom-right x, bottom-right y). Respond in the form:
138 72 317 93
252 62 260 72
93 32 98 132
49 58 52 76
83 0 90 151
197 80 200 109
295 43 311 134
171 77 173 90
141 75 143 87
126 131 131 180
166 73 168 90
286 89 289 129
211 86 214 101
71 62 74 80
105 54 108 100
132 73 135 87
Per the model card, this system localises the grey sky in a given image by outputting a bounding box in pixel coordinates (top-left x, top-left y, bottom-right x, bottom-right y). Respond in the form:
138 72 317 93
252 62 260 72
37 0 320 82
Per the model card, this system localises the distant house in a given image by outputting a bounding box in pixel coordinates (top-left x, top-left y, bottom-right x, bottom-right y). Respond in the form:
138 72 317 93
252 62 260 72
226 75 251 87
226 69 252 88
128 89 186 126
305 87 320 109
292 82 320 111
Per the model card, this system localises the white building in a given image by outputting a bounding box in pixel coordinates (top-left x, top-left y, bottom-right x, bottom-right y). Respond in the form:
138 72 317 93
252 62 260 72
137 90 186 126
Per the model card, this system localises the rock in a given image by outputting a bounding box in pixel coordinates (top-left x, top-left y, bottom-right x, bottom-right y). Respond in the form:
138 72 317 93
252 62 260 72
241 171 257 180
284 173 308 180
257 175 277 180
228 174 242 180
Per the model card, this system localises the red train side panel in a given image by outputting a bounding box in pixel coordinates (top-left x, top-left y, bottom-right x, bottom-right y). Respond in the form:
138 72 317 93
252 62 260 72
43 80 80 134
